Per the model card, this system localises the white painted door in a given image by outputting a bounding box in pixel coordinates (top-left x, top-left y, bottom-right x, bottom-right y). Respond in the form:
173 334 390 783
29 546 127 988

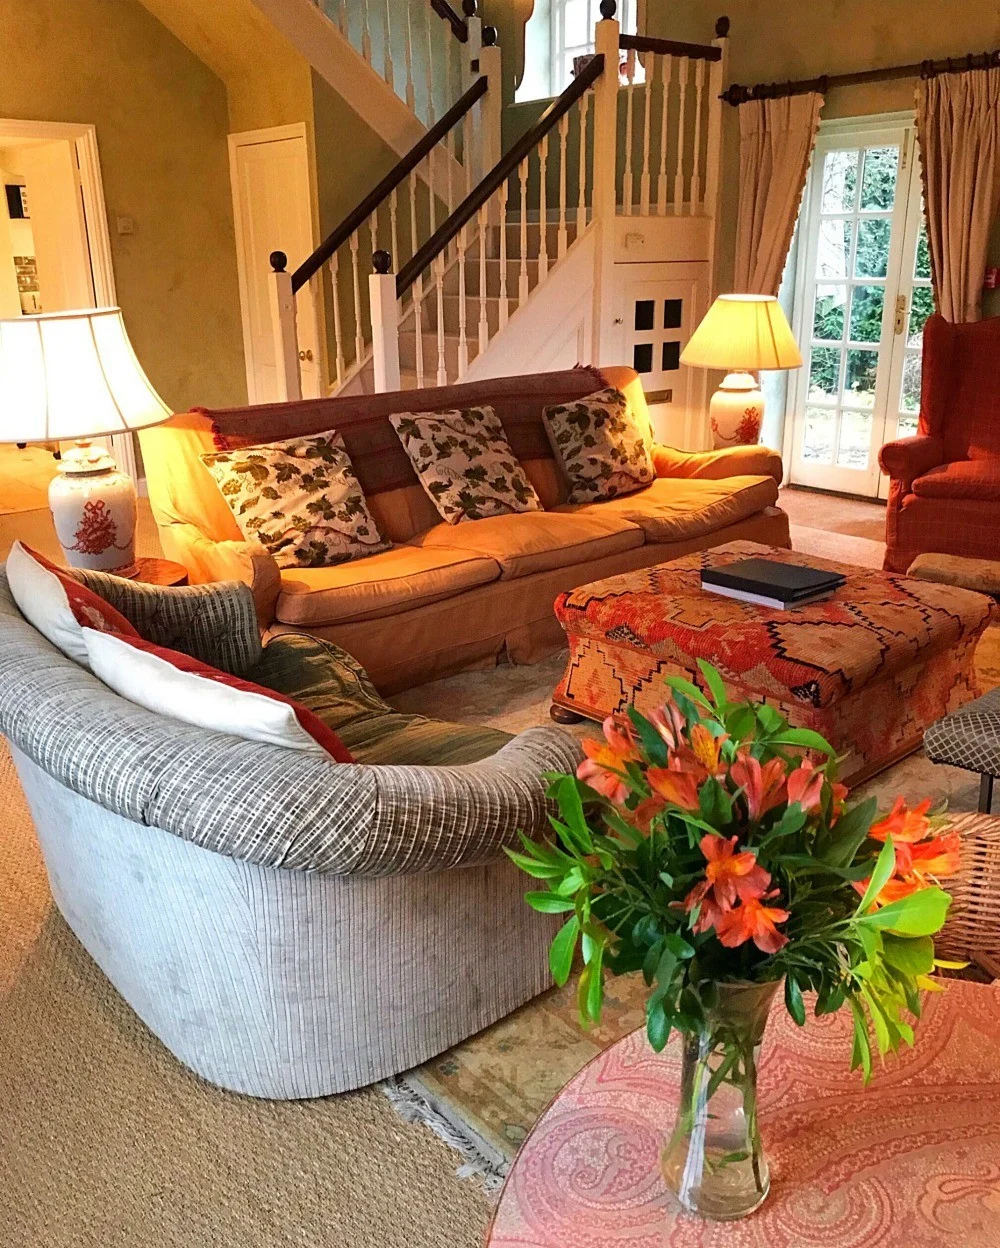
613 261 708 448
16 140 95 311
788 119 933 496
229 127 320 403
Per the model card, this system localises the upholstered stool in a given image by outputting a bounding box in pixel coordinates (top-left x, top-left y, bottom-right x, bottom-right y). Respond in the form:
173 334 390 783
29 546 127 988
925 686 1000 813
908 553 1000 600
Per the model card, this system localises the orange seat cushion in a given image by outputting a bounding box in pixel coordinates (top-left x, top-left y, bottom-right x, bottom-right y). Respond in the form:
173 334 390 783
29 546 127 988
276 545 501 627
911 460 1000 501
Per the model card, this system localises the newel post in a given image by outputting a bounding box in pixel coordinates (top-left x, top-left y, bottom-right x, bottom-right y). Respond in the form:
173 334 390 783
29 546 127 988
268 251 303 402
480 27 503 179
369 250 401 393
591 0 621 361
463 0 482 87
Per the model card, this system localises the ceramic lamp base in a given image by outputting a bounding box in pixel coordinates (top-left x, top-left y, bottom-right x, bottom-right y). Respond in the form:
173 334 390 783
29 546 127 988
709 372 765 449
48 441 138 574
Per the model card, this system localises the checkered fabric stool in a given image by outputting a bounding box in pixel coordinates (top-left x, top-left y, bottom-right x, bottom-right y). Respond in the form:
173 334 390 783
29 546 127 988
925 686 1000 813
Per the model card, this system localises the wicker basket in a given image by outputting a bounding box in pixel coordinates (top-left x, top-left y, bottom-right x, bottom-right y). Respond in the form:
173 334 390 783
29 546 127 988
936 812 1000 977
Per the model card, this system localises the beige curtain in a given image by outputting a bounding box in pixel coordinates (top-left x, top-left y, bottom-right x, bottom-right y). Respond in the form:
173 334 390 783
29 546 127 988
733 93 824 295
917 68 1000 322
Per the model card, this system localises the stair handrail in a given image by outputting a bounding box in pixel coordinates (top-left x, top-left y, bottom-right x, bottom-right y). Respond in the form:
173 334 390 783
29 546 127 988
288 74 489 295
618 32 722 62
395 52 606 298
431 0 471 43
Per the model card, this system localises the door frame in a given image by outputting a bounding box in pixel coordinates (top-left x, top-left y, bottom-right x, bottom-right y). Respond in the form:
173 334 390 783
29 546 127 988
227 123 322 403
783 111 916 495
0 117 136 479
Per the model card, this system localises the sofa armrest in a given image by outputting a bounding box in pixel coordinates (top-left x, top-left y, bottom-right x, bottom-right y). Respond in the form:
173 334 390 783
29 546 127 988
877 435 944 488
158 521 280 630
75 572 263 676
653 443 783 486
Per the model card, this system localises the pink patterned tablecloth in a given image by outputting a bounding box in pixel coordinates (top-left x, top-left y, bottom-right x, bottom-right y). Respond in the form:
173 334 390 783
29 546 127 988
486 982 1000 1247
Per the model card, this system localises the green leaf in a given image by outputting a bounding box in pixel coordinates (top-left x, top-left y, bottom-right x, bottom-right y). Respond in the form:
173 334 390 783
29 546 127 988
697 659 728 709
504 848 566 879
858 886 951 936
849 997 872 1081
818 796 877 868
769 727 836 756
882 933 935 977
725 703 756 741
698 776 732 826
581 941 604 1022
662 932 696 959
627 707 668 768
855 836 897 914
661 673 712 710
784 975 806 1026
549 916 579 985
525 891 577 914
553 777 596 854
755 703 786 735
646 998 672 1051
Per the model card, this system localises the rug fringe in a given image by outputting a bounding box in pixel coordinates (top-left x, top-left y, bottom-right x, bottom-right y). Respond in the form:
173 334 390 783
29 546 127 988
381 1075 509 1194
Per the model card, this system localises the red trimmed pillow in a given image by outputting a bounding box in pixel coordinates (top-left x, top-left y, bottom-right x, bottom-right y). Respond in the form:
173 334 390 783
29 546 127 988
81 628 354 763
6 540 138 666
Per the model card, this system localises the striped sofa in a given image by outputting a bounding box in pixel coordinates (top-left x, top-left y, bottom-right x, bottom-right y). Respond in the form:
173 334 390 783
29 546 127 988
0 570 581 1098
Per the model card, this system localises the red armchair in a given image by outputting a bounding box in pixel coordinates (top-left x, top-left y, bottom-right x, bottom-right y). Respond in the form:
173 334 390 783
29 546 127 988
879 313 1000 572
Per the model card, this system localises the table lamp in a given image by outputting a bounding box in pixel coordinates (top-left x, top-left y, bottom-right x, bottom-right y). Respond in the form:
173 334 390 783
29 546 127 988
681 294 802 449
0 308 171 575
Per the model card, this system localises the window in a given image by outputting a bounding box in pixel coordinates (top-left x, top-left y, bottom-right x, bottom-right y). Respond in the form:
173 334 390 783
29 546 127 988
516 0 641 104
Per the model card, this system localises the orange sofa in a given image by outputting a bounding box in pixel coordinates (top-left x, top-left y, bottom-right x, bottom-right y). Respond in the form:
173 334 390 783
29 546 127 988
140 367 790 692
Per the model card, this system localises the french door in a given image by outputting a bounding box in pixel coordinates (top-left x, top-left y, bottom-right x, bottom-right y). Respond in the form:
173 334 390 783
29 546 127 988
788 118 934 497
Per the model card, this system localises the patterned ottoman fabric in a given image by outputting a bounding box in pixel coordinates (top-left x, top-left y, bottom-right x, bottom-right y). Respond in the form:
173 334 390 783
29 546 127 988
552 541 996 785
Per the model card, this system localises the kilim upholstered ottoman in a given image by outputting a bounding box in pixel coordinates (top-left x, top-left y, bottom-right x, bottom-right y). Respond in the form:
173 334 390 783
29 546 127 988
551 541 997 786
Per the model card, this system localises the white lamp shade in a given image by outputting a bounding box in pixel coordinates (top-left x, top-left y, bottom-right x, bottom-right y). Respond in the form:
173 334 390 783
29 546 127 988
0 307 172 443
680 294 803 372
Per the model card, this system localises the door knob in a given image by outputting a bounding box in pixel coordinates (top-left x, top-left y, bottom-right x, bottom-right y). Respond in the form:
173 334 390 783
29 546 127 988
298 349 314 362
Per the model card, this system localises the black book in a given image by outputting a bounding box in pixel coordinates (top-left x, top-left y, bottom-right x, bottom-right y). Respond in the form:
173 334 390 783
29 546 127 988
701 558 846 609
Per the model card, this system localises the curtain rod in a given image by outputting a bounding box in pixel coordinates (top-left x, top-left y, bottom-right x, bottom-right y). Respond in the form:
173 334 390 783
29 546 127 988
722 48 1000 105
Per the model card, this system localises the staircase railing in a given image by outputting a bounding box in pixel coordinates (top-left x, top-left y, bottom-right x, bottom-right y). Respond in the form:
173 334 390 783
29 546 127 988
318 0 481 130
268 39 500 400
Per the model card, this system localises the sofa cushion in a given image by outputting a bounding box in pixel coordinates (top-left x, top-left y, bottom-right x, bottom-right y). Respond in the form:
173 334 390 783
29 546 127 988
251 632 512 766
409 510 645 580
554 475 780 544
200 429 390 569
543 386 655 503
83 628 355 762
276 544 501 627
911 460 1000 501
389 405 542 524
6 541 139 667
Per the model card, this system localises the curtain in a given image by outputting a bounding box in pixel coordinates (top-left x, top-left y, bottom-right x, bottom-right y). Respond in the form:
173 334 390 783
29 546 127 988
917 68 1000 323
733 93 824 296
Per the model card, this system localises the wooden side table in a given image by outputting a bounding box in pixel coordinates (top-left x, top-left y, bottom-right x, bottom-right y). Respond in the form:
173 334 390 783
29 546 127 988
487 980 1000 1247
127 557 188 587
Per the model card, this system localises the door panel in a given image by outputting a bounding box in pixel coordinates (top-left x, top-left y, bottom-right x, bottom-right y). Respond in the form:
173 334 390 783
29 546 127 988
229 129 320 403
17 141 94 312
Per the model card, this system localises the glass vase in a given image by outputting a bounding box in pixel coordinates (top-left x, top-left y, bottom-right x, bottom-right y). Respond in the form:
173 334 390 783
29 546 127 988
661 979 779 1221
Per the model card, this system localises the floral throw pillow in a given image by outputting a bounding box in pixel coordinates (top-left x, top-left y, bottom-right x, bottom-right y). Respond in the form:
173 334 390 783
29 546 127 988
389 406 542 525
200 431 390 569
543 386 656 504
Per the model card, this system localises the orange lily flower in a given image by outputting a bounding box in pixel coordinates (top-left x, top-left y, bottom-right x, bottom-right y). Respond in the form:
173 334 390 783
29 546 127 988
689 723 727 776
648 700 687 752
577 716 640 804
715 892 790 953
909 830 961 877
683 834 771 932
870 796 933 844
786 757 825 814
854 823 961 907
647 764 701 812
731 753 787 821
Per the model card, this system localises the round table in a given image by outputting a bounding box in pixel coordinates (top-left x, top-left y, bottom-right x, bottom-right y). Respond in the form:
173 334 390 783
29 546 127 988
127 556 188 586
486 981 1000 1247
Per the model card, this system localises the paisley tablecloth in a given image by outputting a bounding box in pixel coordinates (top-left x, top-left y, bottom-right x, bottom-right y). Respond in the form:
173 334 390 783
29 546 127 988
486 982 1000 1247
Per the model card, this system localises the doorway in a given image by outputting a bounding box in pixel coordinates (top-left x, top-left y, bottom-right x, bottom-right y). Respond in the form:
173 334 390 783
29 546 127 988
228 125 321 404
0 118 134 514
787 115 933 497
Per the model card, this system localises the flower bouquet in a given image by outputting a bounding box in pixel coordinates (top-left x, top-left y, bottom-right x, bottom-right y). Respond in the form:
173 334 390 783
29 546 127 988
509 662 961 1221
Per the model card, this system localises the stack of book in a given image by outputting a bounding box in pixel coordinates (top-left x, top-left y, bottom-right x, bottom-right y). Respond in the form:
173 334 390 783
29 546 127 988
700 558 846 610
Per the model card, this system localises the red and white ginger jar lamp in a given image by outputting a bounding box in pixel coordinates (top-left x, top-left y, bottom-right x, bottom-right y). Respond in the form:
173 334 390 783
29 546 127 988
681 294 803 449
0 308 171 574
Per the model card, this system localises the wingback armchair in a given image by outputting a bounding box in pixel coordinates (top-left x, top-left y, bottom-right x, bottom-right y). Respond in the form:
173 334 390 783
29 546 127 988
880 313 1000 572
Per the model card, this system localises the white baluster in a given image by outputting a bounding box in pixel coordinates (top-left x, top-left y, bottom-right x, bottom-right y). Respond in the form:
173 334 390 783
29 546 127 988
658 55 672 214
413 277 426 388
674 57 690 215
408 170 419 267
369 213 378 263
557 112 569 257
390 188 399 274
576 91 589 233
457 225 469 376
382 0 393 88
622 51 636 215
349 230 364 367
538 136 549 278
423 6 436 125
329 251 345 387
361 0 372 67
434 257 448 385
704 23 730 225
639 52 652 215
478 203 489 352
691 58 707 212
337 0 347 36
499 179 509 327
404 4 415 111
518 158 530 302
